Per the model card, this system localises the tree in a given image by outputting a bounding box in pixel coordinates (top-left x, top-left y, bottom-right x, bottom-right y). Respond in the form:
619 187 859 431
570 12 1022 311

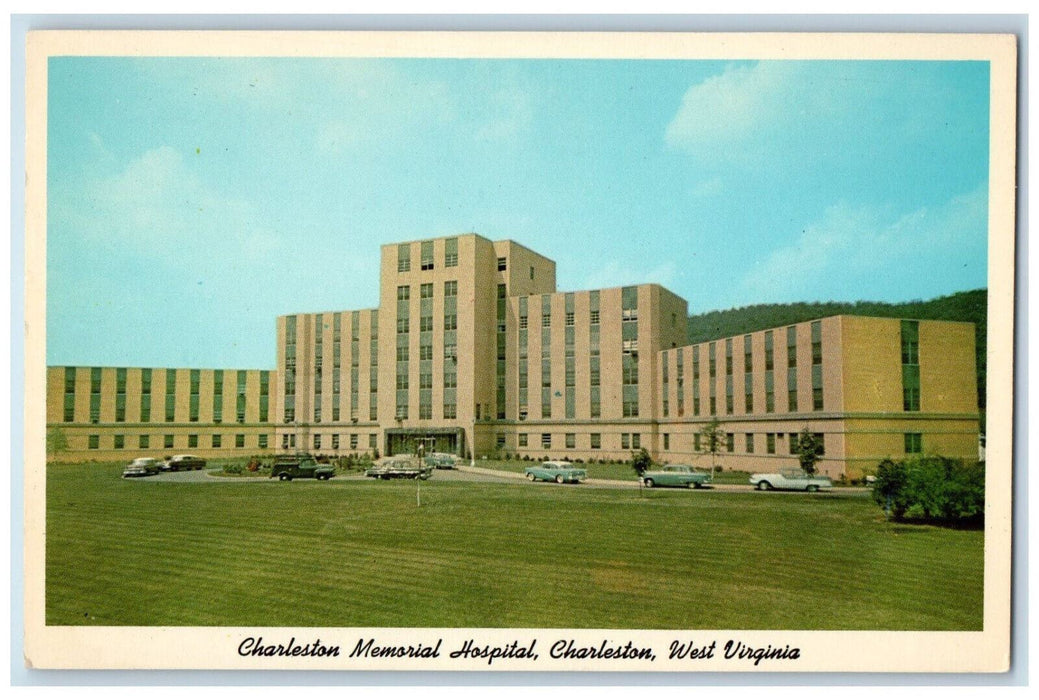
46 427 69 455
696 419 726 481
794 428 824 476
631 447 652 477
871 456 984 526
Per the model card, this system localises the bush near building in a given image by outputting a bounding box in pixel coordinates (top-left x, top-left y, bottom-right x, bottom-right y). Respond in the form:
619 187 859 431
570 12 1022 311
871 456 984 527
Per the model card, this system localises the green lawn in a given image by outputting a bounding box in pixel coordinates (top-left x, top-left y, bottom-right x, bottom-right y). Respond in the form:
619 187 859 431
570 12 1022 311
46 461 983 630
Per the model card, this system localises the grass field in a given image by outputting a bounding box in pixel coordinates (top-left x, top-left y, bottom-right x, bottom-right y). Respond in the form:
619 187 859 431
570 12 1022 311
46 461 983 630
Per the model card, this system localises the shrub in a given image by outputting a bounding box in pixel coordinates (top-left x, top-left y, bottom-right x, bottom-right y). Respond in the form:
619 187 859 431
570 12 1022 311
631 448 652 477
222 463 244 475
872 456 984 527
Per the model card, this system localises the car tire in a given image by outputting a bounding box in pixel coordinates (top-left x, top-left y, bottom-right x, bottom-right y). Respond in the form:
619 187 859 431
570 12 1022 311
555 475 565 484
644 478 654 488
806 485 819 493
757 481 771 491
526 473 536 481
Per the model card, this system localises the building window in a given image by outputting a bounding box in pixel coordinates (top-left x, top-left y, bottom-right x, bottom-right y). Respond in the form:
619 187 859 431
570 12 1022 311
212 434 222 448
235 434 245 448
444 403 457 419
565 433 576 449
259 434 268 449
444 237 458 267
444 280 457 297
541 433 552 449
164 434 174 449
497 257 507 271
519 433 528 447
139 435 149 449
349 434 358 449
904 433 923 454
421 240 434 270
621 433 630 449
746 433 754 453
694 433 701 451
444 314 457 331
397 285 410 301
632 433 641 449
397 243 411 272
420 283 433 299
590 433 601 449
188 434 198 448
766 433 776 454
726 433 735 452
664 433 670 450
88 435 99 449
901 320 921 412
590 310 600 325
114 434 124 449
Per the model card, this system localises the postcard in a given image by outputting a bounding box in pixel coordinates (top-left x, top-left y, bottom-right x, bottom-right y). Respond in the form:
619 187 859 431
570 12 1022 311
22 29 1017 673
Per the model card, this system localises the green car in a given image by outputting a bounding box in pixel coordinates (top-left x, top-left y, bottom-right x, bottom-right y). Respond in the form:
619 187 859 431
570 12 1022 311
525 461 587 484
640 464 712 488
269 454 335 481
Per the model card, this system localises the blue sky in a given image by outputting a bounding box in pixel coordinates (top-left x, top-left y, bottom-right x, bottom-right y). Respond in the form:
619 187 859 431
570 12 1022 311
46 57 990 368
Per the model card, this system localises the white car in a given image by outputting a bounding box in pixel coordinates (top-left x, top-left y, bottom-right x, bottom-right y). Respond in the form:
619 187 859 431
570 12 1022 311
749 468 833 492
122 457 162 478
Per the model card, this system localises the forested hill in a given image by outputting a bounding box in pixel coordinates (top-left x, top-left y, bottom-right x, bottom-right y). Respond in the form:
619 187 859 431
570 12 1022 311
687 289 987 410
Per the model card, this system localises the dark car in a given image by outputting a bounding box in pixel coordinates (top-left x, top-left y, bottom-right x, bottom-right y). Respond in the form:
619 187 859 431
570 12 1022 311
162 454 206 471
269 454 335 481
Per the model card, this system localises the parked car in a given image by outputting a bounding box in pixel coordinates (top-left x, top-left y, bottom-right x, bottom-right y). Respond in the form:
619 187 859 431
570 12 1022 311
122 457 163 478
162 454 206 472
424 452 457 469
269 454 335 481
525 461 587 484
749 468 833 492
641 464 712 489
365 458 433 480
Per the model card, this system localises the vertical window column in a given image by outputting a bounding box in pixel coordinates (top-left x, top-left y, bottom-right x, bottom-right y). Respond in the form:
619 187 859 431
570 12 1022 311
115 368 127 422
812 321 824 411
589 291 600 418
497 284 508 419
212 369 223 423
563 292 575 420
396 286 410 420
165 368 177 422
621 286 639 418
90 367 102 423
764 331 775 413
541 294 552 419
517 296 528 420
901 320 920 411
283 315 297 423
139 368 152 422
787 326 798 412
63 367 76 422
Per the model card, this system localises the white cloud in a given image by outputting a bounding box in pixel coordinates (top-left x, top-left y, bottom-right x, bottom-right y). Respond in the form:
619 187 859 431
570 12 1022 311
665 62 808 155
734 183 988 305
